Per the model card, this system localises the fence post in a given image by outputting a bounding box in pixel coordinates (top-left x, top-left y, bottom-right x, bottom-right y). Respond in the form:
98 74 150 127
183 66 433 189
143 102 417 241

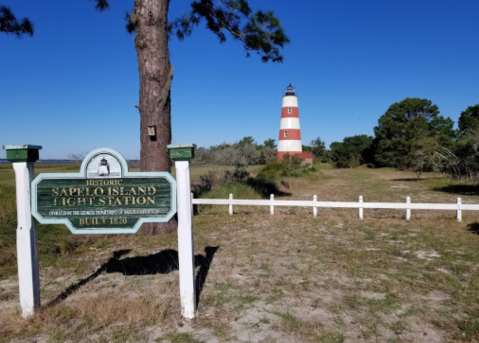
229 193 233 215
313 195 317 217
4 145 42 318
359 196 363 220
168 144 196 319
406 197 411 221
457 197 462 222
269 194 274 215
191 192 194 216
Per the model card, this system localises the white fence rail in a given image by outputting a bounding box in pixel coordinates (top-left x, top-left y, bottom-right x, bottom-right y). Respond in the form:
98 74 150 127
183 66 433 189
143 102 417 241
191 194 478 222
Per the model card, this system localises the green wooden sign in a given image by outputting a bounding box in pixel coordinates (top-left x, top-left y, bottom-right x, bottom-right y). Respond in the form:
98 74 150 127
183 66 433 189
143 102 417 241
31 148 176 234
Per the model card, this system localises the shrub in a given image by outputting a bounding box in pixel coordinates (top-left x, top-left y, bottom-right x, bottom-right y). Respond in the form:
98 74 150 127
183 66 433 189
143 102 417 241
256 162 283 179
256 155 316 179
200 182 259 200
194 164 290 205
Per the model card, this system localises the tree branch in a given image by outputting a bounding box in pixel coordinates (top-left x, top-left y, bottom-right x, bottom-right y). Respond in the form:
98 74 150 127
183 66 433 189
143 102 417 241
0 6 34 37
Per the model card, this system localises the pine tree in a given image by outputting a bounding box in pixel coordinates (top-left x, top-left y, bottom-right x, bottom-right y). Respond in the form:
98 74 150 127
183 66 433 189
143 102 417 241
372 98 454 169
2 0 289 234
0 6 33 36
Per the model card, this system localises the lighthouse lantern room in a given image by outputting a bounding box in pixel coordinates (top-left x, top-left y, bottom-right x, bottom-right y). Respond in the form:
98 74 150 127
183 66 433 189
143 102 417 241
277 84 313 165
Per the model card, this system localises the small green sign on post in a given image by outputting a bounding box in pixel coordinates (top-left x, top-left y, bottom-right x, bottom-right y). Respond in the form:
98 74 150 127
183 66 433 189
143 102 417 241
31 148 176 234
169 145 195 161
5 144 42 163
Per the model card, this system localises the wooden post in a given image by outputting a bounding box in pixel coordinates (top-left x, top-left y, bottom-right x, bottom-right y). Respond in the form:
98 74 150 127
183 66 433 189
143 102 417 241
168 144 196 319
313 195 317 217
457 197 462 222
3 145 42 318
359 196 363 220
229 193 233 215
406 197 411 221
270 194 274 215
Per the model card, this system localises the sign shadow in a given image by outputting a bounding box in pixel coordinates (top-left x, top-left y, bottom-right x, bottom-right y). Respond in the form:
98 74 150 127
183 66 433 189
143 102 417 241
47 246 219 308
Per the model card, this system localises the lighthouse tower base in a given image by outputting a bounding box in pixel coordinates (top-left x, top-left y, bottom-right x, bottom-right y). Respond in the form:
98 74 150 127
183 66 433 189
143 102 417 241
277 151 313 167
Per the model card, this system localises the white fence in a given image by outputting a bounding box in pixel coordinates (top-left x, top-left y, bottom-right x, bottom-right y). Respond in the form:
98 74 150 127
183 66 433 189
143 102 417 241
191 194 479 222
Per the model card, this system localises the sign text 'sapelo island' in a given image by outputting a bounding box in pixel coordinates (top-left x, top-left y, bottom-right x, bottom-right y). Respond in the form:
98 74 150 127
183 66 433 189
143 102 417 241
31 148 176 234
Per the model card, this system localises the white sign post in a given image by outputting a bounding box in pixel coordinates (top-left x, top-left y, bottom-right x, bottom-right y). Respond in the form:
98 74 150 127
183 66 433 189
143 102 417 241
5 143 198 320
168 144 196 319
3 145 42 317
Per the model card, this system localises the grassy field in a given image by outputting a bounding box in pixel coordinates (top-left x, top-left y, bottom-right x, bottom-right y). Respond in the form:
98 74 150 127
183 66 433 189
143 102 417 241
1 163 479 342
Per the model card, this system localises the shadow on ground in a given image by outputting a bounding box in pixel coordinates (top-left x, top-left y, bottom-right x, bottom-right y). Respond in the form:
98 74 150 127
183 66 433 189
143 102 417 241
191 176 291 215
192 178 291 199
433 185 479 196
467 223 479 235
391 177 446 182
391 178 424 182
246 177 291 198
47 246 219 308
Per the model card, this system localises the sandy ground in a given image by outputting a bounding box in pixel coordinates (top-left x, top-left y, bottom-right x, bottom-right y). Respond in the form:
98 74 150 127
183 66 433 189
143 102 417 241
1 168 479 342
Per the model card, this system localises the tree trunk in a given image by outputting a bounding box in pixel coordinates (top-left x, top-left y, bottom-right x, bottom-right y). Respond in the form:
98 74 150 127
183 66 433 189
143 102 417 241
132 0 177 235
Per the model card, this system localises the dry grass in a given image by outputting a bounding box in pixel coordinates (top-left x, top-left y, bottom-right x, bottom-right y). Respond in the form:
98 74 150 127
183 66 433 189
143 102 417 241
190 212 479 342
0 295 175 342
1 163 479 342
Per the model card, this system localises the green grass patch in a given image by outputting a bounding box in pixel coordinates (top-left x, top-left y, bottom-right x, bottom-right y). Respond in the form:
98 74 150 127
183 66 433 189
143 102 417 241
457 318 479 340
318 331 346 343
272 310 302 332
200 182 258 200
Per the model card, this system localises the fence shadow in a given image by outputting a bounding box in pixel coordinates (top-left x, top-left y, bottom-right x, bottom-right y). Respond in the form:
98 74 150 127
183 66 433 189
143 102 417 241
433 185 479 196
47 246 219 308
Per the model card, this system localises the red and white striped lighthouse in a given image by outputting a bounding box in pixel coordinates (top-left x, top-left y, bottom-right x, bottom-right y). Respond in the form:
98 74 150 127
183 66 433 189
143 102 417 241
277 84 312 163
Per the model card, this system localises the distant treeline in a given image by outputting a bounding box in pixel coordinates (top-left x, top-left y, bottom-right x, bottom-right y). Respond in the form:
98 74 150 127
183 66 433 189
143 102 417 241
63 98 478 180
0 160 77 165
306 98 479 180
192 98 479 181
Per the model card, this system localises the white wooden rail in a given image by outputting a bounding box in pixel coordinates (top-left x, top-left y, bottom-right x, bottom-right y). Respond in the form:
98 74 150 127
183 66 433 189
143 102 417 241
191 194 477 222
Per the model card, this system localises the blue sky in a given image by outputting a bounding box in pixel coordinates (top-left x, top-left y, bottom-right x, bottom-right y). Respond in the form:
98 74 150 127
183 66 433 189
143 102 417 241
1 0 478 159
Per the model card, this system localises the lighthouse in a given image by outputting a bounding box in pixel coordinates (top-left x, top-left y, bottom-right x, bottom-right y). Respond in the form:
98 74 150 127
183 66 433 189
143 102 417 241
277 84 313 164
